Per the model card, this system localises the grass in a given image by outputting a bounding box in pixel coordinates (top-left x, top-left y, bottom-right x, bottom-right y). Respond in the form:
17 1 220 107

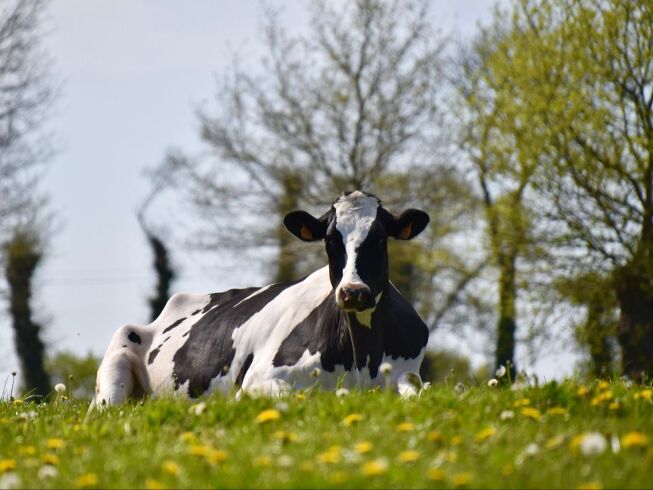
1 380 653 488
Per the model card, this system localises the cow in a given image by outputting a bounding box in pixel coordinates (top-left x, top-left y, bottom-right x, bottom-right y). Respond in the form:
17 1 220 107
90 191 430 409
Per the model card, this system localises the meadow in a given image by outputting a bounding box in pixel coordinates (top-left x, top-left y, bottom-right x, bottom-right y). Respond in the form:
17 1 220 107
1 380 653 489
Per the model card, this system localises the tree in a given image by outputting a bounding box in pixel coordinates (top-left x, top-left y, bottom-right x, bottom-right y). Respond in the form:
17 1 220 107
158 0 468 293
466 0 653 379
46 350 99 399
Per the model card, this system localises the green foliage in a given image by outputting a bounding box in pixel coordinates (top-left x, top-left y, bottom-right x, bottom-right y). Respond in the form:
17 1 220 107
2 381 653 488
45 351 100 400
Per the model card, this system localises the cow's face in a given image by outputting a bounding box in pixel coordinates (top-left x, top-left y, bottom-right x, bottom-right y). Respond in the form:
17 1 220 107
284 191 430 315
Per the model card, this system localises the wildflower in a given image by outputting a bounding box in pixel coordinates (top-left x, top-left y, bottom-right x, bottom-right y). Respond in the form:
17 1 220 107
187 444 211 457
277 455 294 467
597 380 609 390
398 450 420 463
427 467 445 481
571 432 607 456
255 408 281 424
18 445 36 456
336 388 350 397
38 465 59 480
75 473 99 488
310 367 321 378
450 435 463 446
513 398 531 407
427 431 442 443
475 427 496 442
547 407 568 416
254 456 272 467
54 383 66 394
396 421 414 432
206 449 228 465
634 389 652 401
452 472 473 487
329 471 349 484
0 459 16 473
360 458 388 476
590 391 613 406
521 407 541 421
145 478 165 490
0 473 21 490
379 363 392 375
179 432 197 443
343 413 364 426
524 443 539 456
299 461 314 472
354 441 373 454
41 453 59 466
454 382 466 394
487 378 498 387
46 438 65 450
273 431 298 443
610 434 621 453
545 435 565 449
496 365 507 378
621 432 648 448
296 393 306 401
577 386 589 397
275 401 289 413
317 446 342 464
189 402 206 415
609 401 620 411
500 410 515 420
161 460 180 477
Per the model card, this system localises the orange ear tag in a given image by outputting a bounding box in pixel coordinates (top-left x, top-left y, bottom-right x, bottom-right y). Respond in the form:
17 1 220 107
398 222 413 240
300 225 313 240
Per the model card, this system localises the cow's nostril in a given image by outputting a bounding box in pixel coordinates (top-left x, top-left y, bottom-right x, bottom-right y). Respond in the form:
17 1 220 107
338 284 372 310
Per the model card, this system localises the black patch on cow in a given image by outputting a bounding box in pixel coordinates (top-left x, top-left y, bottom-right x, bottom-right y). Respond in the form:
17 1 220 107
163 317 186 334
172 280 302 398
148 345 162 365
128 331 141 345
164 336 171 343
121 345 127 348
191 309 202 316
235 353 254 387
182 330 190 337
273 287 428 378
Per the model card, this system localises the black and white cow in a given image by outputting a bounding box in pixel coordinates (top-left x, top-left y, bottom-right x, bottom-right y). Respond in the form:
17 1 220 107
91 191 430 407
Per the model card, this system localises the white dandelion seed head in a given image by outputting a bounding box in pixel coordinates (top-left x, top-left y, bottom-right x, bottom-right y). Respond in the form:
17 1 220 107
495 365 507 378
54 383 66 394
310 367 321 378
275 401 289 413
487 378 499 387
379 362 393 375
454 382 466 394
0 472 21 490
500 410 514 420
277 455 294 467
38 465 59 480
189 401 206 416
579 432 607 456
336 388 350 398
524 443 539 456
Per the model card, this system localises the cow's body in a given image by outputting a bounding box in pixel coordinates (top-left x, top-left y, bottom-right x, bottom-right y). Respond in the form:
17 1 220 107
92 191 430 407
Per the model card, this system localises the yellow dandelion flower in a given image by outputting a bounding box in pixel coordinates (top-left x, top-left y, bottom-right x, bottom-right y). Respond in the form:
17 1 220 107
452 472 473 487
273 431 298 443
179 432 197 443
577 482 602 490
354 441 374 454
634 389 652 401
343 413 364 426
577 386 589 397
396 421 414 432
427 431 442 443
330 471 349 484
145 478 166 490
597 381 609 390
255 408 281 424
513 398 531 407
609 401 620 411
521 407 541 421
440 450 458 463
398 450 420 463
0 459 16 473
18 445 36 456
475 427 496 442
42 453 60 466
161 460 180 477
360 458 388 476
621 432 648 448
428 467 445 481
317 446 341 464
75 473 99 488
254 455 273 467
450 435 463 445
296 393 306 401
46 438 65 450
547 407 568 416
545 435 565 449
206 449 228 465
187 444 211 457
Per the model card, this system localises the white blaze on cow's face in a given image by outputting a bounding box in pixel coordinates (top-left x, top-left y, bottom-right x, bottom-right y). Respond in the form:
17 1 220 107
331 191 383 313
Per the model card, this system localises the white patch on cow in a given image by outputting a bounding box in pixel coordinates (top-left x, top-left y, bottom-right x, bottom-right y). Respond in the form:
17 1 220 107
381 348 426 398
333 192 380 301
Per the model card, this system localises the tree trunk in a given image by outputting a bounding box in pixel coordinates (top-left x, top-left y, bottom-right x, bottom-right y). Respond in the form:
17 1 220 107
495 251 517 378
275 172 303 283
613 254 653 381
146 233 176 322
5 232 51 398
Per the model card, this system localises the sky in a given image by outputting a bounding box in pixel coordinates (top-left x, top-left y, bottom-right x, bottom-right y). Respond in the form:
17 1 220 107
0 0 577 382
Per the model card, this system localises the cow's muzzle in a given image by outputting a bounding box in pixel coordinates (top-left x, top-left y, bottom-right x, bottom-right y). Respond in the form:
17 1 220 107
337 283 374 311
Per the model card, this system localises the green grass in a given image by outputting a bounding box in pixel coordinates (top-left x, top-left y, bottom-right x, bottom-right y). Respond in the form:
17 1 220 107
1 380 653 489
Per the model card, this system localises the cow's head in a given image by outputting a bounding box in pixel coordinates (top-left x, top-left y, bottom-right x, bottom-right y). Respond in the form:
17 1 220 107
284 191 429 317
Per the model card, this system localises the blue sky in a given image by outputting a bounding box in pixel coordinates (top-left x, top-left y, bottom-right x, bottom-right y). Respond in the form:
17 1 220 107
1 0 578 381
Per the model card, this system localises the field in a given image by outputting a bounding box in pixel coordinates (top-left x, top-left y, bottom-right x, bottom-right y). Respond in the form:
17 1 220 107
1 380 653 489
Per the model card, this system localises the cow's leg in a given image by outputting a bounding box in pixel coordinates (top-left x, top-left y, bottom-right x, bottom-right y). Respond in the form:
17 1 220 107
238 379 292 399
92 326 152 408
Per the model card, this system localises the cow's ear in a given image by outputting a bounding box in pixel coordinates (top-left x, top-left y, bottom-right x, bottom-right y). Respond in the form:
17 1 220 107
389 209 430 240
284 210 327 242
